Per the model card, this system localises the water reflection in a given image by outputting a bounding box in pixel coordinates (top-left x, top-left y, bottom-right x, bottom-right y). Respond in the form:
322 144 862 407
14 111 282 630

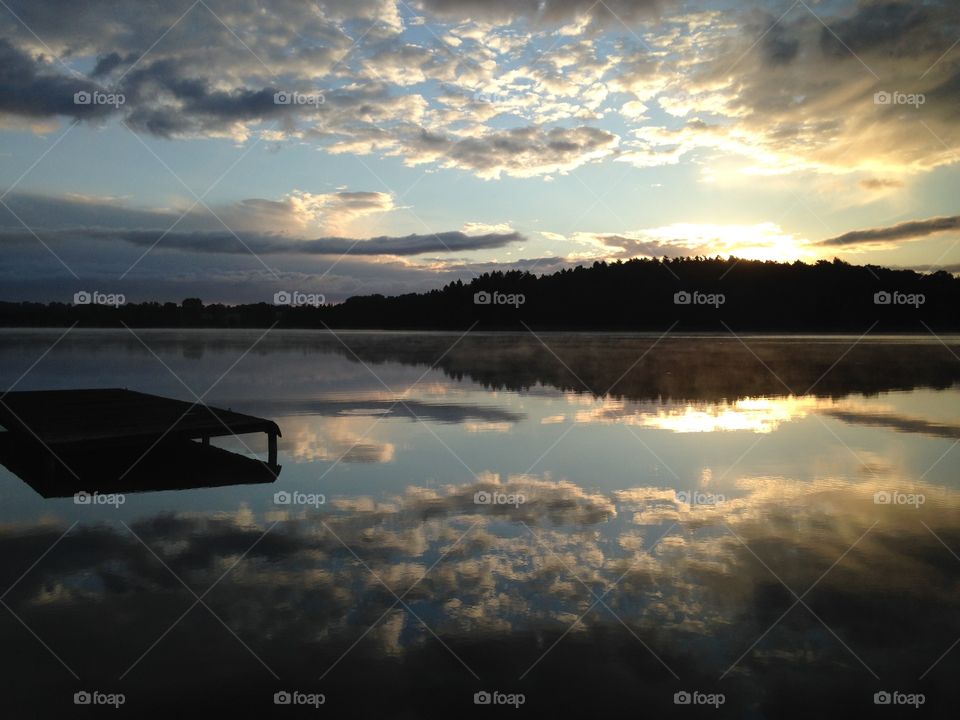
1 476 957 714
0 330 958 716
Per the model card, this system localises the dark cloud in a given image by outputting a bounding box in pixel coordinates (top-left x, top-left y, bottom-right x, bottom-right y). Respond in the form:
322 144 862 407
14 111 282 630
825 409 960 439
926 66 960 119
0 40 296 136
119 59 294 137
0 191 535 303
0 39 116 120
0 189 396 236
91 51 127 77
593 234 693 258
0 2 401 138
0 226 524 256
858 177 903 191
259 398 525 425
762 23 799 65
818 215 960 248
403 125 620 179
819 1 935 57
0 190 175 229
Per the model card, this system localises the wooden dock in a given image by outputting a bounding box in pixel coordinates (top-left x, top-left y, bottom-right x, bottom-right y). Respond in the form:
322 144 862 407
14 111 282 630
0 433 280 497
0 388 282 466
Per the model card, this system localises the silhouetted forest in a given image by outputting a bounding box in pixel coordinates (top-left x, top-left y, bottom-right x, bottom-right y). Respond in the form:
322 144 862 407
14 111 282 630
1 257 957 330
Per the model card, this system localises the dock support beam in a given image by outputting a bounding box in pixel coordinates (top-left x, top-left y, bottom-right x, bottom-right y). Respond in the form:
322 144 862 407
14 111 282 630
201 435 209 447
268 431 277 467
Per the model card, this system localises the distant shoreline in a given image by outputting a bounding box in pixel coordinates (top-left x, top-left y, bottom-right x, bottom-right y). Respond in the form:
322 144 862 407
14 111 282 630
2 257 958 331
1 325 958 335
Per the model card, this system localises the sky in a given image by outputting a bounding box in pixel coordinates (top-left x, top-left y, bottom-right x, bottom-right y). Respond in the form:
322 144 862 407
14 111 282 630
0 0 958 303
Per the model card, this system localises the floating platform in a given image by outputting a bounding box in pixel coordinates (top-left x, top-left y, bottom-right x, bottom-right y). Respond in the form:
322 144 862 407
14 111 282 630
0 389 282 495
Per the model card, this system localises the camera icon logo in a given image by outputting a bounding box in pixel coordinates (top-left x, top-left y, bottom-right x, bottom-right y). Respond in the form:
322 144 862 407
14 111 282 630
874 691 891 705
274 690 292 705
474 491 491 505
673 291 691 305
675 490 690 505
274 491 292 505
274 91 291 105
874 91 891 105
273 290 291 305
873 291 891 305
74 691 92 705
74 290 92 305
474 291 491 305
474 691 492 705
674 690 692 705
74 91 92 105
873 491 891 505
74 491 92 505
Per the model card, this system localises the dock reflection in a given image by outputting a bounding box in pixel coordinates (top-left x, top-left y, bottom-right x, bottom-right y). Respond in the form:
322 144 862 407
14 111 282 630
0 434 280 497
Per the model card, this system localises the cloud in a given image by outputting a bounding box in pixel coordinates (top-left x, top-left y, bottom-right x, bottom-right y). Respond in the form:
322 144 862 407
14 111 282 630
0 189 519 257
0 189 398 236
0 39 117 121
818 1 934 57
0 0 401 56
0 190 526 301
462 221 516 235
621 1 960 177
818 215 960 248
399 125 620 179
577 222 811 262
0 0 635 178
2 0 958 184
824 408 960 440
416 0 671 25
858 177 904 191
259 398 525 425
225 191 396 234
0 226 524 257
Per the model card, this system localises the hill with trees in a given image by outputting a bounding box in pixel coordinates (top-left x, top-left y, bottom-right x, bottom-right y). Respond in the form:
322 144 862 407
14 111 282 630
1 257 956 331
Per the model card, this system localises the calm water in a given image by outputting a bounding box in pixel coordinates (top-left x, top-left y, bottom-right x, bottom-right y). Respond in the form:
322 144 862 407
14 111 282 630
1 330 959 717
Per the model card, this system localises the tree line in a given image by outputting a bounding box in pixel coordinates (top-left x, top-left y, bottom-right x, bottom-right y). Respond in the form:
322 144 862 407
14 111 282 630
1 257 956 330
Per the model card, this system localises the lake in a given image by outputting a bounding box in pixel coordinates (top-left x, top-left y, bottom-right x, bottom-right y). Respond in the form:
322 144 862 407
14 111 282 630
1 329 958 717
